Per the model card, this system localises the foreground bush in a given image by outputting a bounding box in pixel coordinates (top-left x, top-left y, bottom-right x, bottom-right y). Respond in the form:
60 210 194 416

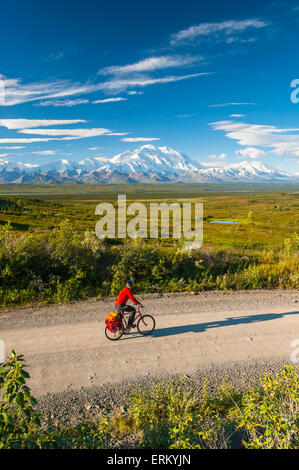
117 367 299 449
0 351 110 449
1 352 298 449
0 221 297 306
239 366 299 448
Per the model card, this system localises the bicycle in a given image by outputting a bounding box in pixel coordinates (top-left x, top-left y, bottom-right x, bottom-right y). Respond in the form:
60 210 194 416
105 306 156 341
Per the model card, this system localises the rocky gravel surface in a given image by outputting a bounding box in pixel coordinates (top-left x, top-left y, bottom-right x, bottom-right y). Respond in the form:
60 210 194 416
1 290 298 432
36 357 297 426
1 290 298 330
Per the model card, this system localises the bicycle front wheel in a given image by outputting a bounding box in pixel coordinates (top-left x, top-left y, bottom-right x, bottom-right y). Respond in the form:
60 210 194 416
105 325 124 341
137 315 156 336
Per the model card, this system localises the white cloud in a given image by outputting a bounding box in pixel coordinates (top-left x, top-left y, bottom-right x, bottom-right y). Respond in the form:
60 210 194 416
89 147 102 150
0 119 85 129
0 124 127 144
0 138 58 144
0 146 25 149
208 153 227 159
0 66 210 105
99 55 202 75
208 102 255 108
106 132 128 136
37 99 89 107
127 90 144 95
43 52 64 62
19 128 117 138
236 147 266 159
31 150 56 155
121 137 160 142
0 153 8 157
230 114 245 117
171 19 268 45
98 73 210 92
23 163 39 168
177 113 196 118
0 74 97 106
92 97 127 104
210 120 299 158
225 37 257 44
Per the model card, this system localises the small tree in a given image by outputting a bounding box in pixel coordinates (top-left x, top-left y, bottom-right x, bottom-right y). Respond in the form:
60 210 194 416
0 350 40 448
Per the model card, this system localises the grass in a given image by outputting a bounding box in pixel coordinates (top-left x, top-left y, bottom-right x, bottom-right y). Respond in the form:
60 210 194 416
0 184 297 248
0 184 297 306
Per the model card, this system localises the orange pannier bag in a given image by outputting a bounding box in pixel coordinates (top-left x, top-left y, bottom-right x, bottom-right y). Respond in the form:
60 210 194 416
105 311 121 332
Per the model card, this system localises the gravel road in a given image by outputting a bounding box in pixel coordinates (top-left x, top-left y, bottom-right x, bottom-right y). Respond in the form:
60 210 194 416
1 290 298 423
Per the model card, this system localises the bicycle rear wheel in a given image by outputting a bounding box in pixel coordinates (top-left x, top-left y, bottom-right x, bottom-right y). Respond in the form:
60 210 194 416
105 325 124 341
137 315 155 336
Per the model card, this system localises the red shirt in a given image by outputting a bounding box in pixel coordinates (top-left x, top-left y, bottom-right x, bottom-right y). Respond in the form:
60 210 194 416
115 286 140 306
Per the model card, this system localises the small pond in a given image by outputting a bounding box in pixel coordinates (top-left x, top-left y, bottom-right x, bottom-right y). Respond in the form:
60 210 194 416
209 220 239 224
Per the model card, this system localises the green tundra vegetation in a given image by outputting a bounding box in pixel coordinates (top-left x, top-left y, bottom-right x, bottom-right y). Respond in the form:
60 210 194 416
0 183 297 306
0 351 298 449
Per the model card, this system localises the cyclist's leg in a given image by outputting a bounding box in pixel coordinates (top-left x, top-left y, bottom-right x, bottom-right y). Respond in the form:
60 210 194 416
122 305 136 326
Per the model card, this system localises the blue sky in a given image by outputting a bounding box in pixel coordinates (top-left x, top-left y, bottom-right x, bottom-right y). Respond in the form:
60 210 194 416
1 0 299 173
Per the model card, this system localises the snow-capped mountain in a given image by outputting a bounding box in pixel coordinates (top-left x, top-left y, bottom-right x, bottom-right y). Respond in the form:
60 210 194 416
182 161 290 183
76 145 204 175
0 145 297 184
96 145 204 173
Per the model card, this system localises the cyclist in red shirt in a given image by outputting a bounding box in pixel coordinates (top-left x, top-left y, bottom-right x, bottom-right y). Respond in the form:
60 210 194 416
115 280 143 329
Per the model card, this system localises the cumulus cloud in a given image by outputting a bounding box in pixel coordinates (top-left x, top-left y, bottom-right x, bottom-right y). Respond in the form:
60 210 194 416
210 120 299 158
170 19 268 45
236 147 266 159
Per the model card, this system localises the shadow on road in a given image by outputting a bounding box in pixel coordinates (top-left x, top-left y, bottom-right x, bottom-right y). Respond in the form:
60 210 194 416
152 310 299 338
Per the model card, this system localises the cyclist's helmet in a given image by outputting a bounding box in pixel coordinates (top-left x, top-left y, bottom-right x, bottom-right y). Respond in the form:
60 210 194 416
126 280 134 287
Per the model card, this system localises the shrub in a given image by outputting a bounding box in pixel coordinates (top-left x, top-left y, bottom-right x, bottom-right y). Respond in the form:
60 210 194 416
238 366 299 449
0 351 111 449
284 233 299 256
0 220 297 306
127 379 232 449
0 350 40 449
1 352 298 449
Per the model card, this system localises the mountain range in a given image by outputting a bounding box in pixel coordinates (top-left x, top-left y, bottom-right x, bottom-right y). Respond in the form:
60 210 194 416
0 144 297 184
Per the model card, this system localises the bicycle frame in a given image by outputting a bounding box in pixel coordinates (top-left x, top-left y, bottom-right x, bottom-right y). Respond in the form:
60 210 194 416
120 306 147 329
